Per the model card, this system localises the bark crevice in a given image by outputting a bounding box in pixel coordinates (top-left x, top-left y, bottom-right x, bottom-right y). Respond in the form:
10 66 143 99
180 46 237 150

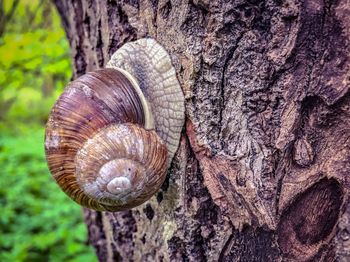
53 0 350 260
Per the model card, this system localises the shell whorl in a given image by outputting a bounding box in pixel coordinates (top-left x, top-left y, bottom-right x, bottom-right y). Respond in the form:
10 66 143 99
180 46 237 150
76 124 167 211
107 38 185 164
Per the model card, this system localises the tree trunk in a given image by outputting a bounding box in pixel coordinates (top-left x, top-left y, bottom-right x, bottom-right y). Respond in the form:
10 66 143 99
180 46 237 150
52 0 350 261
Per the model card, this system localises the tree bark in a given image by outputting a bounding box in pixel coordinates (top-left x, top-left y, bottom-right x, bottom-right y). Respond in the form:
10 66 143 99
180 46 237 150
53 0 350 261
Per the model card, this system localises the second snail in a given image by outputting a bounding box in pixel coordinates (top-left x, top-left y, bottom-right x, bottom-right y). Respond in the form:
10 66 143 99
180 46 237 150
45 38 185 211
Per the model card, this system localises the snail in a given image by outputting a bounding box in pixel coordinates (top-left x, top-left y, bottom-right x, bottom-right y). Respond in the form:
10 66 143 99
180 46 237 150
44 38 185 211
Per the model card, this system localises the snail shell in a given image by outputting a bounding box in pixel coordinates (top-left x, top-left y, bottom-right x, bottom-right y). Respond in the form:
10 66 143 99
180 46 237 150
45 39 184 211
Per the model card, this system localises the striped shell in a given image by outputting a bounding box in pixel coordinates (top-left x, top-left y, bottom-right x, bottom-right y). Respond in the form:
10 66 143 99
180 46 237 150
45 69 167 211
45 39 184 211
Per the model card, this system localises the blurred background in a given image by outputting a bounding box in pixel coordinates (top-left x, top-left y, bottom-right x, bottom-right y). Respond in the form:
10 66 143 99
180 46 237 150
0 0 97 261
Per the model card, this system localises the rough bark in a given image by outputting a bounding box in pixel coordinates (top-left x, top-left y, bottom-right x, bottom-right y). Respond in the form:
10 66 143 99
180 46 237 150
53 0 350 261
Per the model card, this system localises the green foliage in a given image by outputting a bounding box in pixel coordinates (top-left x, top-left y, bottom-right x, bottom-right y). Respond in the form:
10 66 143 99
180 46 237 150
0 0 71 132
0 130 96 262
0 0 97 261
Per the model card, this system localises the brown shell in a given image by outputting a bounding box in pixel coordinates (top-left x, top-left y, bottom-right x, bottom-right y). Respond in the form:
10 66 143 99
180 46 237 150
45 68 168 211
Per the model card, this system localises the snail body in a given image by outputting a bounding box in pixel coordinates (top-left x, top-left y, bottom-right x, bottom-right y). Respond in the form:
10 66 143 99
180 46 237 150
45 39 184 211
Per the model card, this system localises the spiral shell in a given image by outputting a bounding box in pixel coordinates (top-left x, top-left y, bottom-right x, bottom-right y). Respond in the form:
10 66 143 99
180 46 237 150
45 39 184 211
45 69 167 211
